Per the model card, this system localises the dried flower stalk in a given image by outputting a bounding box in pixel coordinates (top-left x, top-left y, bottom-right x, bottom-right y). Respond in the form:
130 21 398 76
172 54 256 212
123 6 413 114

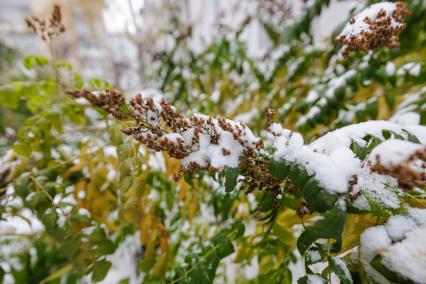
26 5 66 42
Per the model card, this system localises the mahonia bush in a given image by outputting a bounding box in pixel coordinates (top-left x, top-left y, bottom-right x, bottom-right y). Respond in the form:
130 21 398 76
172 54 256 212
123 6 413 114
0 1 426 284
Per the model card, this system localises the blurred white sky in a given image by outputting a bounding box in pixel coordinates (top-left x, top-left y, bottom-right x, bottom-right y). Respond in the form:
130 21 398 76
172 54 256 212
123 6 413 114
103 0 145 34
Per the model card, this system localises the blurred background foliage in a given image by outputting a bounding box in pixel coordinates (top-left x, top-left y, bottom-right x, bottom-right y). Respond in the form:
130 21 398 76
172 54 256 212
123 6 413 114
0 0 425 283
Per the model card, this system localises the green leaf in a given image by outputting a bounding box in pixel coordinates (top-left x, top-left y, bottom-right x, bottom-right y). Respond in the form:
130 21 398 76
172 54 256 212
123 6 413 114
268 159 291 180
53 60 72 71
384 89 397 108
71 73 84 89
23 55 49 69
89 227 108 242
0 85 19 109
94 240 117 256
92 260 112 282
288 164 312 187
366 100 378 119
302 178 337 213
0 266 4 283
27 192 50 212
88 78 112 90
369 255 412 283
329 256 353 284
402 129 421 144
350 141 369 160
224 167 240 192
297 205 346 255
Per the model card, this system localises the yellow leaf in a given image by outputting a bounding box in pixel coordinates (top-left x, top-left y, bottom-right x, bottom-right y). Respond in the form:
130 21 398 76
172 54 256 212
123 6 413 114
340 214 377 253
63 163 84 178
275 209 302 230
140 214 151 244
407 196 426 208
188 191 199 221
150 253 168 277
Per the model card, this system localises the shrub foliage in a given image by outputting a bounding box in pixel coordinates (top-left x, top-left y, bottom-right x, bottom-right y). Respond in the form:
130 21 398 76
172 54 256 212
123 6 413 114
0 1 426 283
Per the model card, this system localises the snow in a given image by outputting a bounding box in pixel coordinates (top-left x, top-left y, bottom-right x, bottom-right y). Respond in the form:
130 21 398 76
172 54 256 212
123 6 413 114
368 139 424 167
390 87 425 127
211 90 221 103
331 256 351 281
273 128 361 193
103 145 118 157
306 274 325 284
385 215 417 241
352 167 401 210
360 225 392 262
360 209 426 283
310 121 419 154
272 119 426 195
404 125 426 144
391 112 420 125
307 250 322 263
234 108 259 124
273 132 304 159
96 234 142 284
382 227 426 284
0 223 16 235
385 62 396 76
352 195 371 211
397 62 422 77
305 90 319 103
297 70 357 126
338 2 404 40
139 88 165 102
325 70 356 99
162 132 185 143
409 208 426 226
181 115 261 169
0 209 44 235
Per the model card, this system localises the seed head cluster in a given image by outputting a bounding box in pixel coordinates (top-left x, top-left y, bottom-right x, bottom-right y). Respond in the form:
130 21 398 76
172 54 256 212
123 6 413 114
66 88 127 120
125 94 264 172
67 89 264 173
240 157 283 208
25 5 66 42
336 2 410 57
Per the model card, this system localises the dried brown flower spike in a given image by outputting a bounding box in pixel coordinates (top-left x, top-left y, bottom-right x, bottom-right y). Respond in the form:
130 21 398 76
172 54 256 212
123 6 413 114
66 88 128 120
335 2 410 57
25 5 66 42
65 89 264 173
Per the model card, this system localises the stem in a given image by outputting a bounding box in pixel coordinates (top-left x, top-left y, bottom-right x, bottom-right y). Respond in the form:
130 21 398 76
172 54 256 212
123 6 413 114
30 176 65 215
